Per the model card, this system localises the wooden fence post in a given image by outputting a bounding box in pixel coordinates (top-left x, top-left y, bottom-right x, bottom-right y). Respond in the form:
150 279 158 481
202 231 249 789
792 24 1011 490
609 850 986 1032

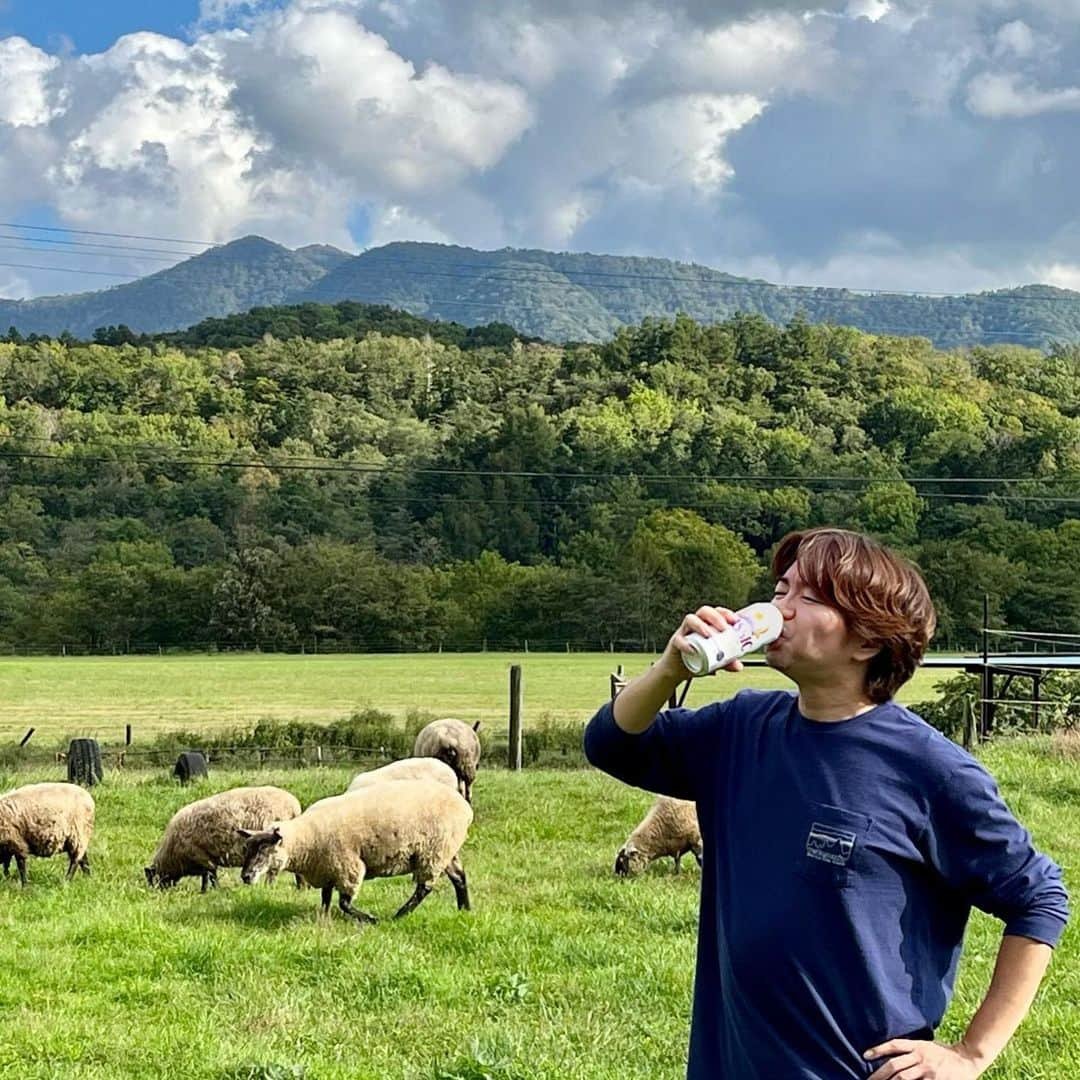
508 664 523 771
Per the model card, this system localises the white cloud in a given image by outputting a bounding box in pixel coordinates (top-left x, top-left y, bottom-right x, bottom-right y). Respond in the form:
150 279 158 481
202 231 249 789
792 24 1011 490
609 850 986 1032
993 19 1037 57
0 37 62 127
967 71 1080 117
1032 261 1080 291
221 6 532 190
846 0 890 21
8 0 1080 304
620 93 765 192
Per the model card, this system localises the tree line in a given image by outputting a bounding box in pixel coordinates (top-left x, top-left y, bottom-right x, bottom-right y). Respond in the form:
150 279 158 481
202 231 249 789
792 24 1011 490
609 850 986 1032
1 309 1079 652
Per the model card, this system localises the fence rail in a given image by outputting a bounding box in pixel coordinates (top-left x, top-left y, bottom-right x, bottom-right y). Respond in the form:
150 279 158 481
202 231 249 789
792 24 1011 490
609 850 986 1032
0 637 1002 657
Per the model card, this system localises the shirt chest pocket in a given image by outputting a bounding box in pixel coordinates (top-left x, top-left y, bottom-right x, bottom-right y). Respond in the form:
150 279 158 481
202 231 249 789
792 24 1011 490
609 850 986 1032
795 802 874 890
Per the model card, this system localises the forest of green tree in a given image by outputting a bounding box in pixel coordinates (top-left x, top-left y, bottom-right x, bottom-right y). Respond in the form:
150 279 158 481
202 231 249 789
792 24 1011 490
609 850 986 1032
1 309 1079 654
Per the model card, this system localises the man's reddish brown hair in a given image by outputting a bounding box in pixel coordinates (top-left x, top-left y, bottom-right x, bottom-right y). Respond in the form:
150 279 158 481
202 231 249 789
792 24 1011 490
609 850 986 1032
771 527 937 704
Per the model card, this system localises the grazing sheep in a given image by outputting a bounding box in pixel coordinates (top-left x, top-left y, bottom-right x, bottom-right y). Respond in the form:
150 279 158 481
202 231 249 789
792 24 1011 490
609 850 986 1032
345 757 458 794
145 785 302 892
413 718 482 802
240 778 473 924
614 796 703 877
0 782 95 885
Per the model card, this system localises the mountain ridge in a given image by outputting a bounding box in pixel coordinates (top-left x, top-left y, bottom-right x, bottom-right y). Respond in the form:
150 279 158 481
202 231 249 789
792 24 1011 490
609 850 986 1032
4 237 1080 348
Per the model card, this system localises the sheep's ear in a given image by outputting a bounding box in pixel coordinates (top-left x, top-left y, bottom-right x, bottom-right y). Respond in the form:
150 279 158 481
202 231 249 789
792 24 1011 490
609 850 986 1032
271 826 283 842
473 721 481 732
236 827 257 839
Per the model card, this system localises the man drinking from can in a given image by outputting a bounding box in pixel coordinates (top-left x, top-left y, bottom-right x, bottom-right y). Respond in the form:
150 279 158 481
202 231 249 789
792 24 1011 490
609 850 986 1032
584 526 1068 1079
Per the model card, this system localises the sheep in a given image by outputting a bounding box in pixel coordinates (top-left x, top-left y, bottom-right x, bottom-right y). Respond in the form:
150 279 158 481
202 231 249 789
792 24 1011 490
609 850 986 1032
0 782 95 885
345 756 458 794
239 778 473 924
145 785 302 893
614 796 703 877
413 718 482 803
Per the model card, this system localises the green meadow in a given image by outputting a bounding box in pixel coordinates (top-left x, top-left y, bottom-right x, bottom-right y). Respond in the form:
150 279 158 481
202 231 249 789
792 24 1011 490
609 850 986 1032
0 748 1076 1079
0 655 1074 1077
0 652 949 746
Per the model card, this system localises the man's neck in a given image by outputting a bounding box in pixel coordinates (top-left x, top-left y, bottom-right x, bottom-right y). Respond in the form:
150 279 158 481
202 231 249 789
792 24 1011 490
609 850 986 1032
797 680 879 723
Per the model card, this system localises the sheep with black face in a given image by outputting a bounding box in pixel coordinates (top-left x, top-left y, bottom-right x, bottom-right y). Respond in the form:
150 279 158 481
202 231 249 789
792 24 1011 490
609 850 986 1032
240 779 473 924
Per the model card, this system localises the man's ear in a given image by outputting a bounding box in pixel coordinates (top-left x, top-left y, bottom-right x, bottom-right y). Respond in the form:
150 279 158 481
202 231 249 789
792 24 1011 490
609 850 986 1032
853 641 881 664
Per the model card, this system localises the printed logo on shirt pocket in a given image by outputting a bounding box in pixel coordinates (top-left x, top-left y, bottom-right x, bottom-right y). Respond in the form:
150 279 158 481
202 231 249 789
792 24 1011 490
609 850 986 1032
796 803 873 889
806 822 857 866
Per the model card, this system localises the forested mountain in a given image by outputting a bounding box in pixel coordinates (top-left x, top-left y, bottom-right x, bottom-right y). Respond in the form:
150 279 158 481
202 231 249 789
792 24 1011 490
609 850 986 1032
2 311 1079 653
6 237 1080 348
0 237 349 339
301 244 1080 348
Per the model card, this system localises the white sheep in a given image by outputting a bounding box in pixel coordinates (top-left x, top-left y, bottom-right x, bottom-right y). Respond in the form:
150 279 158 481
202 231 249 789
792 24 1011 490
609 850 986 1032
345 757 458 794
614 796 703 877
239 778 473 924
413 718 482 802
145 785 302 892
0 782 95 885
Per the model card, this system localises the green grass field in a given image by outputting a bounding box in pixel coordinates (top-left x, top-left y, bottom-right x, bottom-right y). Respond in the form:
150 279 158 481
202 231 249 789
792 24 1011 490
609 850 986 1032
0 744 1076 1079
0 652 951 746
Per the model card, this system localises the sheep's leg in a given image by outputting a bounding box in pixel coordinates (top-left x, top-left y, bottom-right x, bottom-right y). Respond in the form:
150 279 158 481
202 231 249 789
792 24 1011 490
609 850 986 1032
320 884 334 915
673 853 683 874
692 844 703 868
14 854 27 886
293 873 305 890
463 779 472 804
444 857 471 911
393 881 433 919
79 854 91 877
200 868 219 893
65 852 79 881
1 853 10 877
338 891 378 925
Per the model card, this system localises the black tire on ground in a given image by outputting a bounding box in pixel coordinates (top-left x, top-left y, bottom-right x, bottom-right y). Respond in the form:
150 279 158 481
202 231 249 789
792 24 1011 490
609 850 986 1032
67 738 103 787
174 751 209 785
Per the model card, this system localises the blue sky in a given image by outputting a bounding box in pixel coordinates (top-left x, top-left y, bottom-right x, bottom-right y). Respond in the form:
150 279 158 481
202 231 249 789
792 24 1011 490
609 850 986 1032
4 0 1080 301
0 0 200 54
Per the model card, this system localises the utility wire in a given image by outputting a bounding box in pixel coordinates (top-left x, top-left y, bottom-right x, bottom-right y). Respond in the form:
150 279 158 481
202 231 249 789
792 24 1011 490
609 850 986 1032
0 261 139 280
1 443 1078 486
0 222 214 247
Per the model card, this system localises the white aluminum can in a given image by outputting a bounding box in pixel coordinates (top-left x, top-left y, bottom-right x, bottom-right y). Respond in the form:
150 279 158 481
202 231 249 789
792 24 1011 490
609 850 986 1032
681 602 783 677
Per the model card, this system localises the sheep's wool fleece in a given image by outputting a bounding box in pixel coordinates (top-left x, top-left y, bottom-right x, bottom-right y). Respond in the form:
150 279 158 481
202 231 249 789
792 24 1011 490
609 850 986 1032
347 757 458 793
153 785 302 872
0 782 95 857
629 796 702 858
413 719 481 779
279 780 472 887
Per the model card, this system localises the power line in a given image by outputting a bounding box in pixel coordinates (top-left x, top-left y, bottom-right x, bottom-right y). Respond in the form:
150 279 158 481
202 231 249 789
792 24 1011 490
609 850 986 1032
0 244 179 265
0 261 139 280
2 442 1079 486
3 220 1080 304
1 448 1079 505
0 234 196 259
0 222 214 248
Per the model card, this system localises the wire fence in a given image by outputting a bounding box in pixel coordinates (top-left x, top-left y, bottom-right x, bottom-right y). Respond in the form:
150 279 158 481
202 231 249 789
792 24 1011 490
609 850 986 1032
0 636 1006 657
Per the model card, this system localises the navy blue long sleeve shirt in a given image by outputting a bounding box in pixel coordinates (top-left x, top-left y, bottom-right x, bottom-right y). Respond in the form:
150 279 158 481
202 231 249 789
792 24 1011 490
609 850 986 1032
584 689 1069 1079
